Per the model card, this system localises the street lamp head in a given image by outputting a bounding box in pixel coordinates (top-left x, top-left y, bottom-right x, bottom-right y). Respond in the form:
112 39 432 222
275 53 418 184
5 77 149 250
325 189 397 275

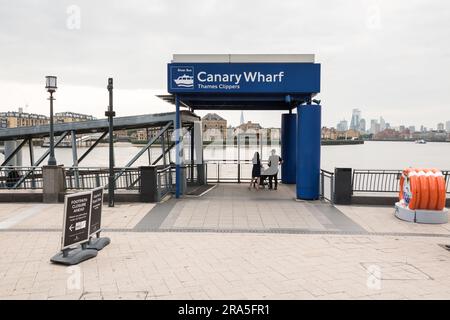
107 77 113 90
45 76 57 92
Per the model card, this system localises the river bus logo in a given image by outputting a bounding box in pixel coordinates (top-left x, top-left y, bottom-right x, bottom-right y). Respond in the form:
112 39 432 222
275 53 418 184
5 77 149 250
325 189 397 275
174 74 194 87
171 66 194 90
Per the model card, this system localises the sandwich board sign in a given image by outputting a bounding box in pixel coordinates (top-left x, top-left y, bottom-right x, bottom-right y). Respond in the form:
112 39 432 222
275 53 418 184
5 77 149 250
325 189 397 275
89 187 104 236
51 188 109 265
61 190 92 250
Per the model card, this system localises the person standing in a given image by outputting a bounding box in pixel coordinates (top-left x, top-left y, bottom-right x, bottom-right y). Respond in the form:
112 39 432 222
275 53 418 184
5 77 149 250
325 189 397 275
249 151 261 190
263 149 283 190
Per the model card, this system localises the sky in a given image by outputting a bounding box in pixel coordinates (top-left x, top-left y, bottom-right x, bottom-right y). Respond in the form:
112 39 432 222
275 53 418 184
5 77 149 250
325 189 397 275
0 0 449 129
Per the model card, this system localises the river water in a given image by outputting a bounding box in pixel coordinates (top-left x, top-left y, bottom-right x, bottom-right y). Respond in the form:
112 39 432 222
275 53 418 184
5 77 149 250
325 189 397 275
8 141 450 172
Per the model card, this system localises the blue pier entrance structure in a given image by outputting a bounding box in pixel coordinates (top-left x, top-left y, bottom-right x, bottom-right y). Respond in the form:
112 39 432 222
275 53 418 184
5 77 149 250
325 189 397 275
162 54 321 200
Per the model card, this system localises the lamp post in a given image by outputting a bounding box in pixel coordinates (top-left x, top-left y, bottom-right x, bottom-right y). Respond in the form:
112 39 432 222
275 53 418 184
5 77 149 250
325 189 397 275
45 76 57 166
105 78 115 207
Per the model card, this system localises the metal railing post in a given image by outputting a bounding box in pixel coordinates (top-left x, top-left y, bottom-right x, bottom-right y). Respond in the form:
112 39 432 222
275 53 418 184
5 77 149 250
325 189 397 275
95 173 100 187
320 171 324 199
238 162 241 183
331 174 335 204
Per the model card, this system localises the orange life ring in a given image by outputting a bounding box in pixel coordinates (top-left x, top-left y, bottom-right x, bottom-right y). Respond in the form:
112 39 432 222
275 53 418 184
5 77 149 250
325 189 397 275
401 168 446 211
407 171 421 210
416 169 430 209
427 170 438 210
431 169 446 210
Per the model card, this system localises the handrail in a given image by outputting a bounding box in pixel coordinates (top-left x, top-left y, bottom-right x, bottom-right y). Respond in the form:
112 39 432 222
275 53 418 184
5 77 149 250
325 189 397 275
320 169 334 176
352 169 450 193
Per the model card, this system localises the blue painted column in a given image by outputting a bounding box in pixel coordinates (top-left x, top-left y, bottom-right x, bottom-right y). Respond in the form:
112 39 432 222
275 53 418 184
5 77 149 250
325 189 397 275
296 104 321 200
281 113 297 184
175 94 181 198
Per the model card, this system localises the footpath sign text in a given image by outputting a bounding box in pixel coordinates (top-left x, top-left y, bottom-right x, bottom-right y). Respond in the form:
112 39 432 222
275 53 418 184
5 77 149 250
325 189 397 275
89 187 104 236
62 191 92 250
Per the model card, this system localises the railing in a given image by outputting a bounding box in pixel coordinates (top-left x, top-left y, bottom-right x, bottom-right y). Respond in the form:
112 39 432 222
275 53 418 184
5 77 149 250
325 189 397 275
156 165 175 200
352 169 450 194
320 169 334 203
0 166 43 189
204 160 277 183
185 163 198 184
64 167 140 190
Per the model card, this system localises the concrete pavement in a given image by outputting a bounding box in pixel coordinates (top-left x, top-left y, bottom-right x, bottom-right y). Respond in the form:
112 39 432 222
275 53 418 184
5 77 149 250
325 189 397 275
0 184 449 300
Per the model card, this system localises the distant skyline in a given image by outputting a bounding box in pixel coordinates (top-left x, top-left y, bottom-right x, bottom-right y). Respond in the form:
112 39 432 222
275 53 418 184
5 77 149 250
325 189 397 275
1 1 450 129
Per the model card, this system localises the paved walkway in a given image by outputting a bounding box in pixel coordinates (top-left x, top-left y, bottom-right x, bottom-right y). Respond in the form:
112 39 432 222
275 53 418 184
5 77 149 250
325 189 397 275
137 184 365 232
0 184 449 300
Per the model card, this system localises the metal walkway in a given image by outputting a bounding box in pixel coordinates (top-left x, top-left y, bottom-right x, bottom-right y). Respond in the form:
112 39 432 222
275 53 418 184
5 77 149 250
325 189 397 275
0 111 199 141
0 111 200 189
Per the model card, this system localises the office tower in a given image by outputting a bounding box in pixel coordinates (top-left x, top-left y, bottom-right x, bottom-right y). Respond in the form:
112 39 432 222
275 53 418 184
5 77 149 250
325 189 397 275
379 117 386 131
359 118 366 132
337 119 348 131
350 109 361 131
370 119 379 134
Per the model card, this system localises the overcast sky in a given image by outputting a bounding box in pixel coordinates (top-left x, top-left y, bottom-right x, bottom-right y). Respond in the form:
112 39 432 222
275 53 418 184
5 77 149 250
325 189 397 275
1 0 449 129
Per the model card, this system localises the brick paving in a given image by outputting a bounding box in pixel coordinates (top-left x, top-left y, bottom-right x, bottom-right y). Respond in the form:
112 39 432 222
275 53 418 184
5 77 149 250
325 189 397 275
0 184 449 300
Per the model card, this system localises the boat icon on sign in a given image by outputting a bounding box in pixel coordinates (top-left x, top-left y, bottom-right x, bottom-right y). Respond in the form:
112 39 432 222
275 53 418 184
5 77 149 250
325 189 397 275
174 74 194 88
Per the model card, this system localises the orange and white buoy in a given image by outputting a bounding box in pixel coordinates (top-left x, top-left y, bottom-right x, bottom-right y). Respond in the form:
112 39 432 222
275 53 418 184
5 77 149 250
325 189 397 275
396 167 448 224
399 167 446 210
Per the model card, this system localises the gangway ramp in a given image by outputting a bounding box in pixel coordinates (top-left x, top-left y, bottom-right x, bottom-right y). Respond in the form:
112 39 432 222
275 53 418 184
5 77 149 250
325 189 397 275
0 111 199 141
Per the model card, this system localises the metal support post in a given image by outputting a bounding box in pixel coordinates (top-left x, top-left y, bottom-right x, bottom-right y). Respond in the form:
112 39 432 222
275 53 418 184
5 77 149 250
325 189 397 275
105 78 115 207
71 130 80 189
175 94 181 198
48 91 57 166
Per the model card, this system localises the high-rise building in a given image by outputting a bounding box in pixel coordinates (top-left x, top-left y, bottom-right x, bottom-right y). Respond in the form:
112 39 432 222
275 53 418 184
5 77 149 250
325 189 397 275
379 117 386 131
446 121 450 132
350 109 361 131
359 118 366 133
408 126 416 133
240 110 244 125
336 119 348 131
437 123 445 131
370 119 379 134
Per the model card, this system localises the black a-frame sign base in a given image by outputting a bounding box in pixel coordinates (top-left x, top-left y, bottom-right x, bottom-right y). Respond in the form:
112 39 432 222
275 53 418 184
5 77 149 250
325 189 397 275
50 247 98 266
86 237 111 251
